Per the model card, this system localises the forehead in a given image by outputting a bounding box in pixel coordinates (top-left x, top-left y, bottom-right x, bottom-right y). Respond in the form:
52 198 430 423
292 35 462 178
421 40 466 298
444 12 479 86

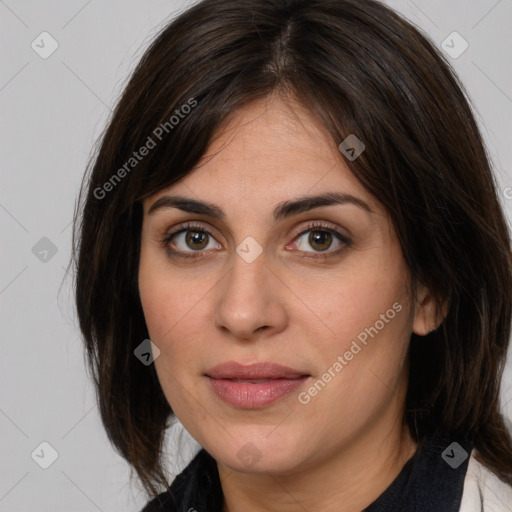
144 95 380 216
192 95 343 182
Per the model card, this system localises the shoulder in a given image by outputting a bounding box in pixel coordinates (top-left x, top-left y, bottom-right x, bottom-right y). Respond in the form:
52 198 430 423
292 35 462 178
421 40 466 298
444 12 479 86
459 451 512 512
138 448 222 512
140 490 177 512
137 451 200 512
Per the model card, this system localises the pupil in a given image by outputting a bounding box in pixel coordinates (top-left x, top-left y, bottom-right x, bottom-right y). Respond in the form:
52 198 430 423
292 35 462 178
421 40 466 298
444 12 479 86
309 230 332 251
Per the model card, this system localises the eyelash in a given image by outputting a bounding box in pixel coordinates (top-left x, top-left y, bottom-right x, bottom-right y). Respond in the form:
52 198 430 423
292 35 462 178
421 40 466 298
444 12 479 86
158 221 351 261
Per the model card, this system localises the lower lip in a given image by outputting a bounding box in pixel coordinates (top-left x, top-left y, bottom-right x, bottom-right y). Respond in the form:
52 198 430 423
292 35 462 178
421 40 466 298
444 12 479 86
207 376 309 408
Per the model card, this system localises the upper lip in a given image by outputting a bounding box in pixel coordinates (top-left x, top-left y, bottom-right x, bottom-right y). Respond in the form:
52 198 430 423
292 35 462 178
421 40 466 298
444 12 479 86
205 361 309 380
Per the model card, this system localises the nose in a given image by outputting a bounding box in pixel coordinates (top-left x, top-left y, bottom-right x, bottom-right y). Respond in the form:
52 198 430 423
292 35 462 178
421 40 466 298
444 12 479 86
212 252 288 341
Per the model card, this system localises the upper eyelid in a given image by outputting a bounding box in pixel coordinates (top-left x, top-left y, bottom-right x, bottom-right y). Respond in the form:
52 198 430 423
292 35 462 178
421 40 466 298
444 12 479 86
164 222 221 241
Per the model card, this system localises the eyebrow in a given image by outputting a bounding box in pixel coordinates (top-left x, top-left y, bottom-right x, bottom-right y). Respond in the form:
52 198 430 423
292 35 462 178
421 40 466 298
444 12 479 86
147 192 373 220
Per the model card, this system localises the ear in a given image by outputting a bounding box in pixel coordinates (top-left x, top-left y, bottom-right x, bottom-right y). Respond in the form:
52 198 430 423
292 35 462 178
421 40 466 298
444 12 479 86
412 284 448 336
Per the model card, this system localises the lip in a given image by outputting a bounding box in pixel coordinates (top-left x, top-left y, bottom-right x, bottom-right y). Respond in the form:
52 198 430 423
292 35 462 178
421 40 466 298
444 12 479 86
205 361 310 409
206 361 308 380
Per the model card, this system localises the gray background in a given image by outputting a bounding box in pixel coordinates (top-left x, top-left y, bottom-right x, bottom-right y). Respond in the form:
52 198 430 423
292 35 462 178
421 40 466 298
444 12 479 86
1 1 511 510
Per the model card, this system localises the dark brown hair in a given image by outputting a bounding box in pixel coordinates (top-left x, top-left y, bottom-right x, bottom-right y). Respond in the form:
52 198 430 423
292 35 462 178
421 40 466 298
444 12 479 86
71 0 512 496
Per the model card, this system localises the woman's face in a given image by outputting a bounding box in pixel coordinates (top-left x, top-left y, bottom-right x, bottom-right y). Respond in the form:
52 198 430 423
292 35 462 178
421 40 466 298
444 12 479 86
138 95 433 475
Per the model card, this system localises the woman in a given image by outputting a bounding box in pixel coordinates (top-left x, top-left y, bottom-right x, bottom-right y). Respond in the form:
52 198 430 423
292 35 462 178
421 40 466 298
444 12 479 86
72 0 512 510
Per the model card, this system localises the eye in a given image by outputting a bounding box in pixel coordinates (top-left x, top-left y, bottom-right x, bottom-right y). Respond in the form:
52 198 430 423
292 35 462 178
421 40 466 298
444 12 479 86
290 222 350 257
160 223 222 258
170 229 221 252
159 221 350 261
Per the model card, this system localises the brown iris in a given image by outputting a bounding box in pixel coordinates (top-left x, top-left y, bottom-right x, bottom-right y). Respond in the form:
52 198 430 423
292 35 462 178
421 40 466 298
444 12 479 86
185 231 208 250
309 230 332 251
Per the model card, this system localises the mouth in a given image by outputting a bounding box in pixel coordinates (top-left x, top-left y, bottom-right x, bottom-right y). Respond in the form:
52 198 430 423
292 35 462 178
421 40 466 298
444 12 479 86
205 361 309 380
205 361 311 409
226 378 280 383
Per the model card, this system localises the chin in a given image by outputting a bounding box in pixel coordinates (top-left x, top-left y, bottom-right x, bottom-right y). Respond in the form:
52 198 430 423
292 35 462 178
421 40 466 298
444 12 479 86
206 435 305 475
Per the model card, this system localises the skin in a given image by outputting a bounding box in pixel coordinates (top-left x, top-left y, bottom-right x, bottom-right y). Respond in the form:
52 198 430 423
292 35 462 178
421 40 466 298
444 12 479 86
138 94 442 512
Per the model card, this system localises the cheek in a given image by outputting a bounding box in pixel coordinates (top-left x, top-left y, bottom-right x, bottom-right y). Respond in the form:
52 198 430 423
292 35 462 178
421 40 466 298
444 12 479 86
299 301 412 433
321 266 409 343
138 247 209 343
309 263 413 395
138 252 215 382
138 267 207 418
139 275 205 374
